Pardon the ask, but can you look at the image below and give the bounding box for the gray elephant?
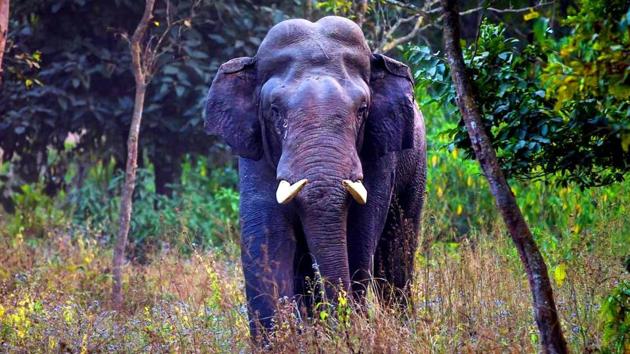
[204,16,426,336]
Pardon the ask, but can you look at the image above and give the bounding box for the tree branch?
[373,0,553,53]
[355,0,368,28]
[0,0,10,84]
[377,15,427,53]
[459,1,554,16]
[130,0,155,85]
[382,0,553,17]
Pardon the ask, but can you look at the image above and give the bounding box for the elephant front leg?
[347,165,394,305]
[240,205,297,339]
[347,205,389,304]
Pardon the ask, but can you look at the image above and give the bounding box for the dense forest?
[0,0,628,352]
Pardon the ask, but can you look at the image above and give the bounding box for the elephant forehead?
[257,17,371,79]
[257,17,370,58]
[316,16,371,50]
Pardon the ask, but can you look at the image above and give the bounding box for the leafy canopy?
[406,1,629,187]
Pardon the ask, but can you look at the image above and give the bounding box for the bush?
[5,183,68,241]
[1,156,240,257]
[75,157,239,256]
[600,280,630,353]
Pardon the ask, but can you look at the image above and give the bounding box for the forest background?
[0,0,628,352]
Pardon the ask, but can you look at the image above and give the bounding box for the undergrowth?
[0,199,628,352]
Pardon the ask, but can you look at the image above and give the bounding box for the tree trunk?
[304,0,312,21]
[439,1,568,353]
[112,0,155,310]
[355,0,368,28]
[0,0,9,84]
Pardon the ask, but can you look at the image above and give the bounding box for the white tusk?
[276,179,308,204]
[342,180,367,205]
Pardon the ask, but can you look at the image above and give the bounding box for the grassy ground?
[1,205,627,353]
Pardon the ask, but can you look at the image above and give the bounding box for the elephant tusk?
[342,180,367,205]
[276,179,308,204]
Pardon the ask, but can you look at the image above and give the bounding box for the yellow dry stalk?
[80,332,89,354]
[198,254,223,310]
[62,303,74,325]
[48,336,58,351]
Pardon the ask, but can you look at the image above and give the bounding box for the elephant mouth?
[275,178,367,205]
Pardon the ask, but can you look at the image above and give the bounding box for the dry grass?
[1,216,626,353]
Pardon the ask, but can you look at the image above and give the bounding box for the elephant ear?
[363,53,417,157]
[204,56,262,160]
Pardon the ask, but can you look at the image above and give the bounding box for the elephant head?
[204,16,417,291]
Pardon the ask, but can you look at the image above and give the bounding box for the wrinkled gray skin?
[204,16,426,337]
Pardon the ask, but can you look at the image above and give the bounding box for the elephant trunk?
[298,178,351,296]
[276,123,361,297]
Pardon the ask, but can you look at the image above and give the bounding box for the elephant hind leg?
[373,195,422,308]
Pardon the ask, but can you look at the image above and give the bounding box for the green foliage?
[5,184,68,241]
[410,46,630,242]
[316,0,354,16]
[542,0,629,106]
[406,14,630,187]
[1,99,629,353]
[538,0,630,186]
[424,117,630,241]
[600,280,630,353]
[74,158,239,256]
[2,157,240,257]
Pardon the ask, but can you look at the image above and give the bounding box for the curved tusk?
[276,179,308,204]
[342,180,367,205]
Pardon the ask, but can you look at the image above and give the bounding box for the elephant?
[204,16,426,336]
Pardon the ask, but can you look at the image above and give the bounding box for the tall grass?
[0,209,626,352]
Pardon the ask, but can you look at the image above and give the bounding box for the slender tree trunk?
[112,0,155,310]
[304,0,313,21]
[355,0,368,28]
[439,1,568,353]
[0,0,10,84]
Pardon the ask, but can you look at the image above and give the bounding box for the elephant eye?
[358,103,368,118]
[270,105,288,139]
[270,105,280,118]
